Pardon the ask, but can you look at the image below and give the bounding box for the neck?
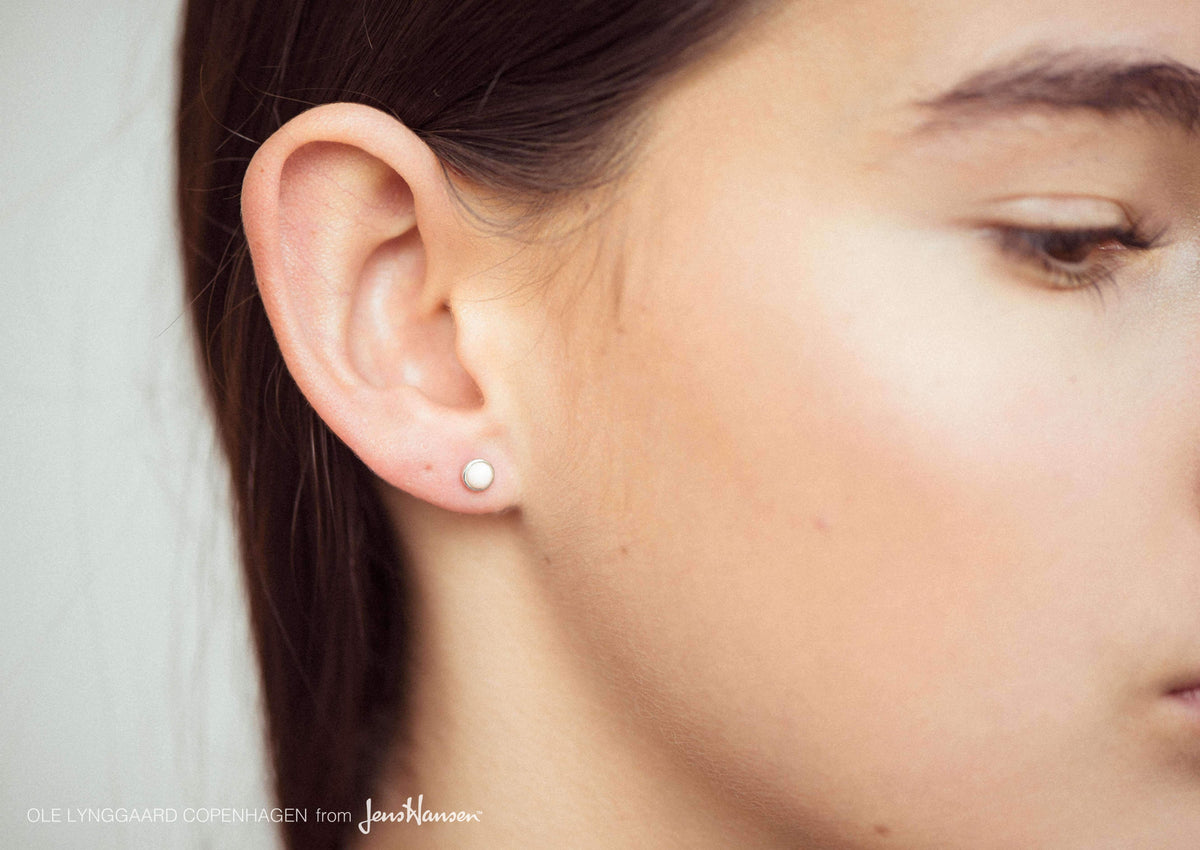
[350,489,783,850]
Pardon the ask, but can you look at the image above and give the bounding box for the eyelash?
[990,223,1163,293]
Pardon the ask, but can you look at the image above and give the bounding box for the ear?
[241,103,520,514]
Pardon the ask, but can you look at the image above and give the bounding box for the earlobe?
[240,103,520,514]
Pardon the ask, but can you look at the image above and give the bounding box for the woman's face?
[504,0,1200,844]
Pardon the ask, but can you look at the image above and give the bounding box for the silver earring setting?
[461,458,495,492]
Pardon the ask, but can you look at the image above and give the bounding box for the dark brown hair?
[176,1,761,847]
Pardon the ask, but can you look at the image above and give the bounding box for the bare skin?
[241,0,1200,846]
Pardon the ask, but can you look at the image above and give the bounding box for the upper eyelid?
[977,195,1137,226]
[969,204,1171,242]
[968,214,1135,235]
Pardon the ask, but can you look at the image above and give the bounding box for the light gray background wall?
[2,1,278,846]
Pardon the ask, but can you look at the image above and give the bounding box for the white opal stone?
[462,459,495,492]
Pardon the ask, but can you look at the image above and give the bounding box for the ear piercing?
[461,458,495,492]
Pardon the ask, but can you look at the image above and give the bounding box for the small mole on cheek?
[619,545,629,556]
[873,823,892,837]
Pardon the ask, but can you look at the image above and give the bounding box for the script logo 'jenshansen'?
[358,796,482,834]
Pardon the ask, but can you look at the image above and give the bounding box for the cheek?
[519,206,1190,843]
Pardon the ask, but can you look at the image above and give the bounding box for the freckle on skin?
[873,823,891,837]
[619,545,629,556]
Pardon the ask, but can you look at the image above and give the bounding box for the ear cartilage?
[461,459,495,492]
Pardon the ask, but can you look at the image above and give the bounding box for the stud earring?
[461,458,495,492]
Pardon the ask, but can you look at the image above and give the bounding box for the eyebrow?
[916,49,1200,135]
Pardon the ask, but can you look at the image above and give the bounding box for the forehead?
[754,0,1200,103]
[632,0,1200,184]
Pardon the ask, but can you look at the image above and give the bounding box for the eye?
[990,224,1162,292]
